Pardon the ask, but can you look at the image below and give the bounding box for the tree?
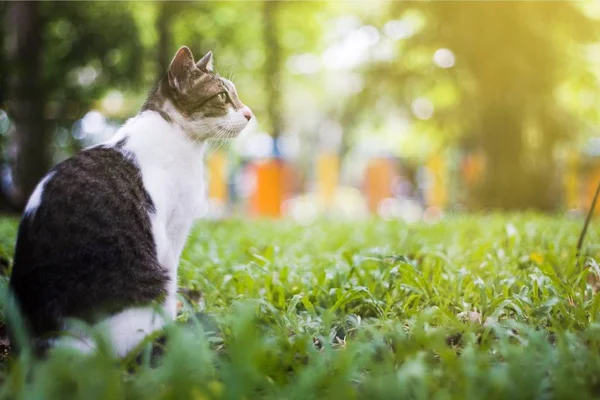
[424,2,596,210]
[263,1,283,145]
[358,1,598,210]
[0,2,8,212]
[155,1,189,81]
[2,2,143,210]
[5,1,48,209]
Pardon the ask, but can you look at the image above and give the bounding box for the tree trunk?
[156,1,178,81]
[262,1,283,142]
[0,2,6,108]
[477,104,552,210]
[0,3,6,211]
[5,1,50,210]
[0,2,14,213]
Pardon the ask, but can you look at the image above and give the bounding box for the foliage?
[0,215,600,398]
[0,1,144,125]
[4,1,600,210]
[355,2,599,209]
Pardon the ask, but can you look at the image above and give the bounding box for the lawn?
[0,214,600,399]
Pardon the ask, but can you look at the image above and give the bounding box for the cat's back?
[9,140,167,338]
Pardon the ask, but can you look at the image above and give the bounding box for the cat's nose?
[241,106,253,121]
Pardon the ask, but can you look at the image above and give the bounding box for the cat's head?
[148,46,252,141]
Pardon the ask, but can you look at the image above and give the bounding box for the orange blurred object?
[251,159,283,218]
[584,162,600,216]
[365,157,395,214]
[462,150,484,186]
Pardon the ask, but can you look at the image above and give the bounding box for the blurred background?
[2,1,600,222]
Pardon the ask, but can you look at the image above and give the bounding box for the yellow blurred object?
[208,150,228,204]
[426,153,448,209]
[529,252,544,265]
[252,159,283,217]
[317,152,339,206]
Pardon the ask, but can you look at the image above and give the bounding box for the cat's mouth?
[203,124,246,141]
[220,127,245,139]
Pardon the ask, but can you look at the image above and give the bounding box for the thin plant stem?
[577,180,600,261]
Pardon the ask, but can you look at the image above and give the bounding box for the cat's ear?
[168,46,196,91]
[196,51,214,73]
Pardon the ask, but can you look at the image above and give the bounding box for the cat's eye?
[217,92,228,102]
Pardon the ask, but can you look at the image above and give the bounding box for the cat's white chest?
[173,162,208,219]
[115,112,208,316]
[164,165,207,254]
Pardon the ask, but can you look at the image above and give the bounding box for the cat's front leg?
[163,276,179,320]
[150,219,179,320]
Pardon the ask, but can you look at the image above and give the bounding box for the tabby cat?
[7,47,252,356]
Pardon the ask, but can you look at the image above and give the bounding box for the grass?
[0,213,600,399]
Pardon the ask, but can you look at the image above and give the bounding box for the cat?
[7,46,252,357]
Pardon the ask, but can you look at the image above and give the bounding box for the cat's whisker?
[207,126,234,155]
[210,129,232,154]
[215,126,238,153]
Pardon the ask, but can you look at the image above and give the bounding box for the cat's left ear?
[168,46,196,92]
[196,51,214,73]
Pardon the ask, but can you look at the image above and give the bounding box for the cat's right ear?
[168,46,196,92]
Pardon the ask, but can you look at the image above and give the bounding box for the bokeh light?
[433,48,455,68]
